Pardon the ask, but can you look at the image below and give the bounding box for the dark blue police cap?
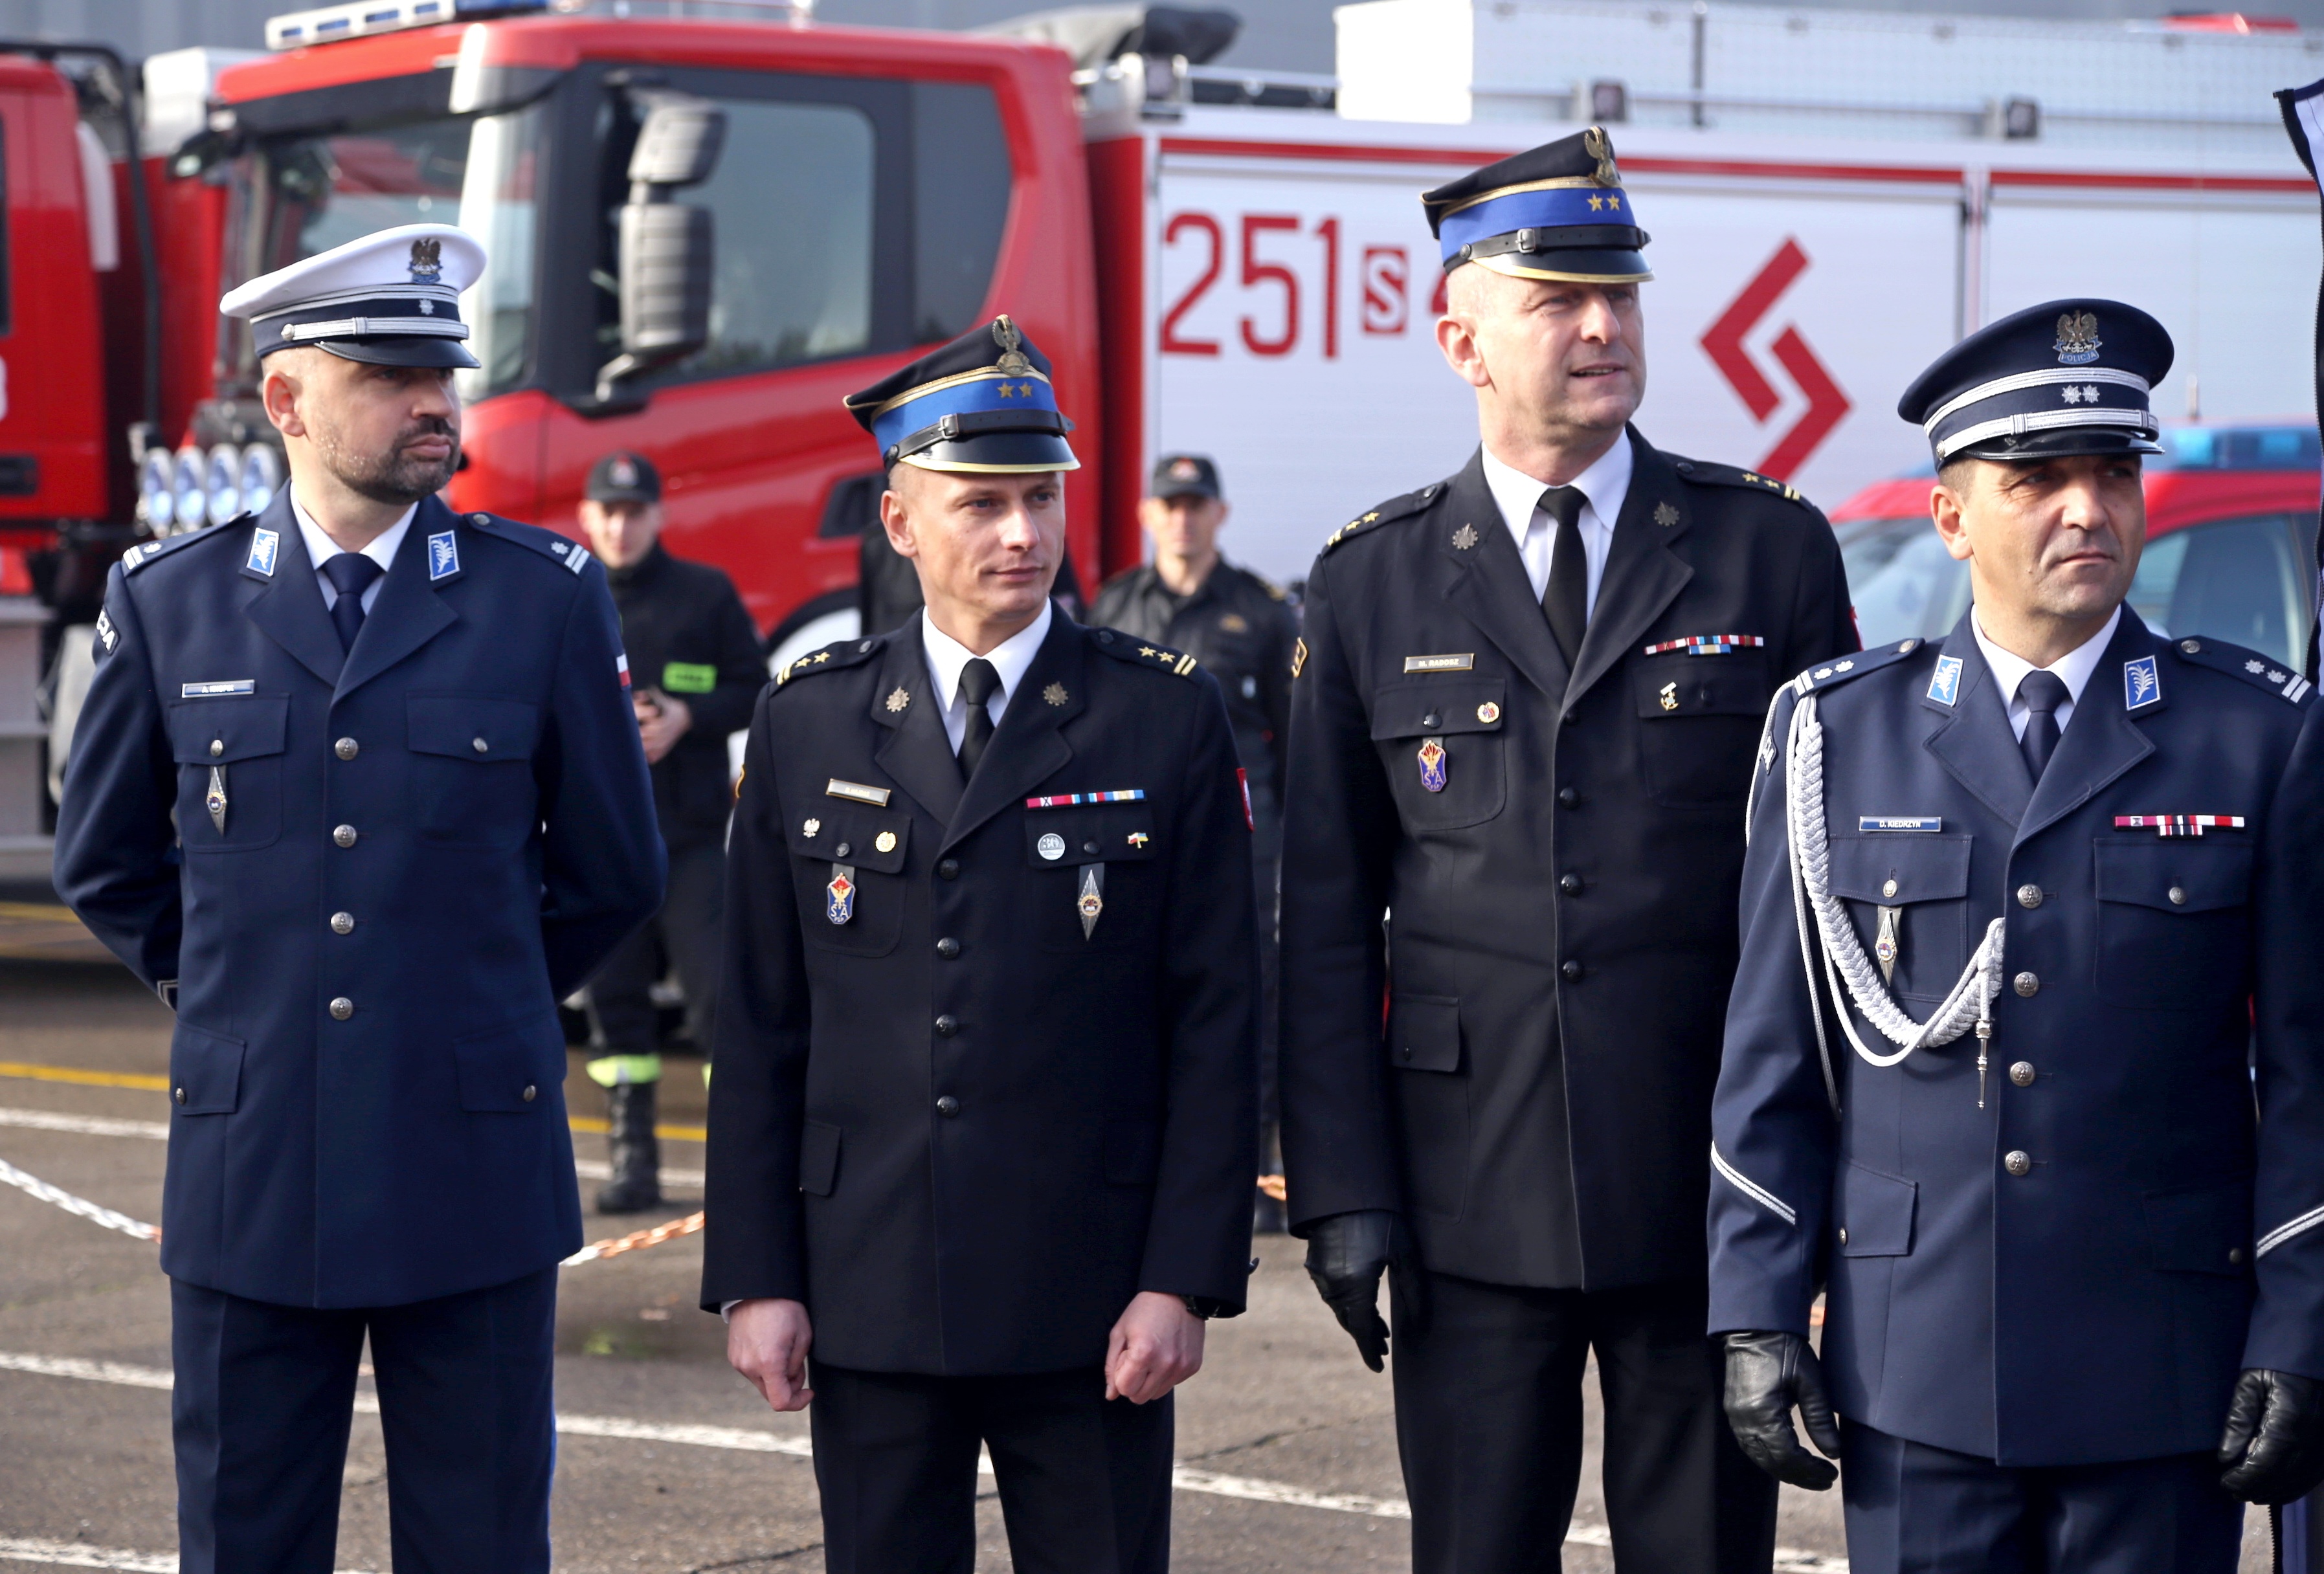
[1899,298,2173,465]
[219,223,484,370]
[845,316,1079,474]
[1422,127,1651,283]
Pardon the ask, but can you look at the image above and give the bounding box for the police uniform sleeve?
[687,573,766,740]
[1139,667,1263,1311]
[700,687,814,1309]
[535,559,665,997]
[1276,548,1403,1227]
[2242,694,2324,1379]
[52,566,183,992]
[1705,684,1836,1338]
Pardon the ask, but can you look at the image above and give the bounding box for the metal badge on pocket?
[1875,905,1901,981]
[826,863,856,925]
[1416,737,1447,792]
[1077,863,1105,938]
[206,766,229,834]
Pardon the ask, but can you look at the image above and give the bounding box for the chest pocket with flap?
[789,802,911,957]
[407,694,541,845]
[1629,648,1771,808]
[1370,677,1506,831]
[2094,838,2253,1009]
[1022,801,1161,953]
[1824,834,1971,1006]
[165,693,288,851]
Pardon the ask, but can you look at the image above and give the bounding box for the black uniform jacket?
[605,542,765,848]
[1091,559,1297,825]
[701,613,1260,1373]
[1280,432,1855,1291]
[54,491,664,1308]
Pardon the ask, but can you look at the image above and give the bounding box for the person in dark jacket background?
[580,449,766,1211]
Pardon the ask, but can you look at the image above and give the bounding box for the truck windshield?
[228,101,542,398]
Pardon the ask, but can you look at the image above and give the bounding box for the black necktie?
[957,658,1001,781]
[2018,670,2070,784]
[322,552,385,652]
[1539,486,1589,665]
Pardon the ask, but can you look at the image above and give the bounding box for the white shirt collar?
[921,600,1055,747]
[1479,431,1635,550]
[1972,603,2121,739]
[289,489,416,601]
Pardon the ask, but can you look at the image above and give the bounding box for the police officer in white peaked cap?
[56,222,663,1573]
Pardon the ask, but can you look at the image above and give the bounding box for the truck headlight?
[204,444,242,527]
[236,445,282,518]
[139,448,176,529]
[171,446,206,536]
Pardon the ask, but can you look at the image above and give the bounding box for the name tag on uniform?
[1403,653,1475,673]
[826,779,892,808]
[1860,816,1941,832]
[182,680,256,698]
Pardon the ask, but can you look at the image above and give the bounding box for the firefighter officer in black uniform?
[702,315,1259,1574]
[1277,129,1857,1573]
[577,448,765,1212]
[1093,453,1298,1232]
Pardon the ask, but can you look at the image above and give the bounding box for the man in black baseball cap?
[577,449,765,1211]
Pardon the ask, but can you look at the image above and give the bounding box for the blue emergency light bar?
[265,0,548,50]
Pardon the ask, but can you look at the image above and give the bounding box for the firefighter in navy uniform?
[52,225,663,1574]
[1093,452,1298,1232]
[1277,128,1857,1573]
[703,316,1258,1574]
[577,448,764,1212]
[1709,300,2324,1572]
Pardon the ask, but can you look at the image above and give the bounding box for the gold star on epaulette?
[813,650,831,663]
[1139,645,1157,658]
[1740,471,1765,486]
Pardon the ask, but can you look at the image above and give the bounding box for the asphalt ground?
[0,942,2275,1573]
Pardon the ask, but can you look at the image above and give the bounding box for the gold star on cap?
[885,687,911,713]
[1451,524,1480,550]
[1044,682,1068,706]
[1653,502,1680,527]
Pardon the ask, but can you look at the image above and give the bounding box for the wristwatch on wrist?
[1182,1295,1219,1320]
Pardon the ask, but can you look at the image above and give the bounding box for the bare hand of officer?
[1723,1329,1844,1490]
[1104,1291,1205,1404]
[635,691,692,764]
[2219,1368,2324,1503]
[728,1297,814,1412]
[1304,1210,1427,1372]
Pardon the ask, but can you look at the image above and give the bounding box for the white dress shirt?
[1971,604,2120,743]
[1479,432,1635,614]
[290,490,414,618]
[921,600,1054,753]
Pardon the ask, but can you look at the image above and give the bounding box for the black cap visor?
[893,429,1080,474]
[287,335,481,371]
[1948,427,2164,464]
[1151,478,1220,500]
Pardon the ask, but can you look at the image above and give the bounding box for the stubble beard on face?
[314,414,460,505]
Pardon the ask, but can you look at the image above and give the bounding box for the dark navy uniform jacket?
[1280,432,1855,1289]
[1708,609,2324,1465]
[700,614,1259,1373]
[55,490,664,1309]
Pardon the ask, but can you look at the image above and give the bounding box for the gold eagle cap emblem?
[884,686,911,713]
[408,236,443,282]
[1582,126,1621,187]
[992,314,1032,377]
[2054,309,2101,366]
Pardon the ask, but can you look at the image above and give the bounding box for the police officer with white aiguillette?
[702,315,1258,1573]
[1278,127,1856,1572]
[54,225,664,1572]
[1708,300,2324,1571]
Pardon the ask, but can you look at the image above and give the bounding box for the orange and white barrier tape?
[563,1210,706,1265]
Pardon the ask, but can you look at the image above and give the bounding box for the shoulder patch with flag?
[616,654,631,690]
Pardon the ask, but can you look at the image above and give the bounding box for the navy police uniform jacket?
[1707,610,2324,1465]
[1279,433,1855,1289]
[700,614,1260,1373]
[54,491,665,1309]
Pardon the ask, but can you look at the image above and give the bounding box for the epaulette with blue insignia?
[121,521,245,575]
[1671,456,1811,507]
[1791,637,1929,695]
[1321,480,1447,553]
[1091,626,1200,678]
[774,639,880,687]
[2167,634,2314,705]
[462,511,594,575]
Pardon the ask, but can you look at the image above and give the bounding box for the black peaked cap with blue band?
[219,222,486,371]
[846,315,1079,474]
[1422,126,1651,283]
[1899,298,2173,465]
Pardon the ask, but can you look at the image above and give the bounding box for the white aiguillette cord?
[1748,678,2006,1113]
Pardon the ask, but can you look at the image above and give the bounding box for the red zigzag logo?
[1699,238,1851,483]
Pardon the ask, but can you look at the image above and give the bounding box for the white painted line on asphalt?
[0,1158,159,1243]
[0,1350,1848,1567]
[0,1535,374,1573]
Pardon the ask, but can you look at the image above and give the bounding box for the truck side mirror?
[596,94,727,401]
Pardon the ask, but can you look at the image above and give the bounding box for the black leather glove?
[1723,1329,1844,1491]
[2219,1368,2324,1503]
[1304,1210,1425,1371]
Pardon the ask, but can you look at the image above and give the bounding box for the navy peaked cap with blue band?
[220,223,486,370]
[1899,298,2173,465]
[1422,127,1651,283]
[845,315,1080,474]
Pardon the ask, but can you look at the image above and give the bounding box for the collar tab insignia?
[427,530,460,581]
[1927,654,1963,705]
[246,527,280,577]
[2123,654,2162,710]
